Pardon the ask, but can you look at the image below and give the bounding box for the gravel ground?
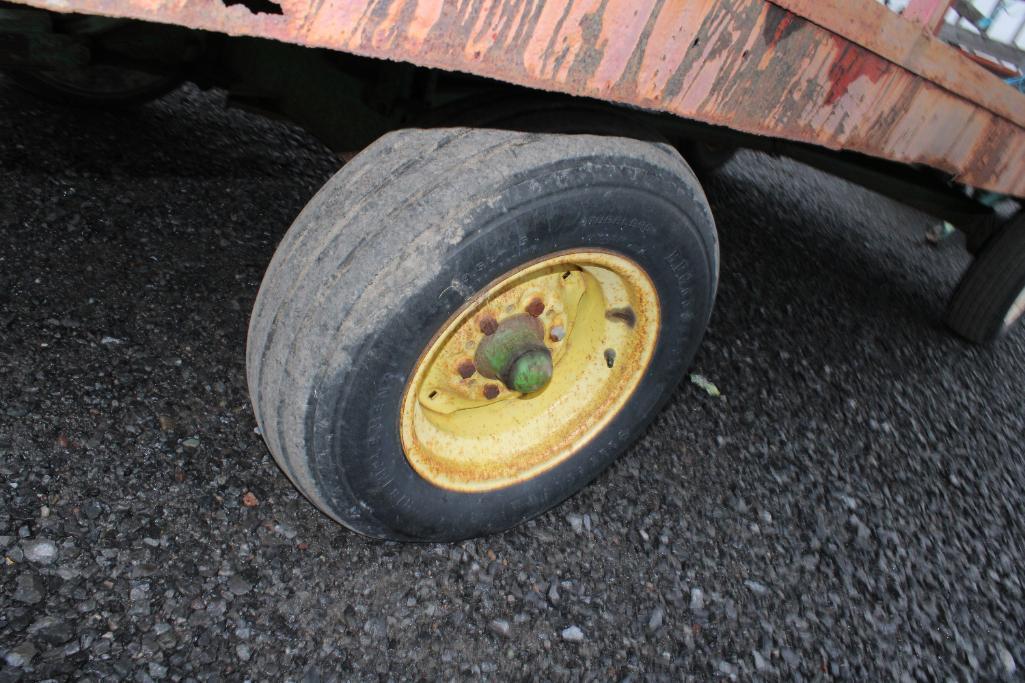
[1,80,1024,682]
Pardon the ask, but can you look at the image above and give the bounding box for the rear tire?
[247,127,718,541]
[945,213,1025,344]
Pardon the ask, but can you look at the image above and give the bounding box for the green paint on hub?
[508,349,553,393]
[474,314,554,393]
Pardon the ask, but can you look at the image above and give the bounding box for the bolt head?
[550,325,566,342]
[479,315,498,335]
[457,360,476,379]
[525,298,545,317]
[483,384,500,400]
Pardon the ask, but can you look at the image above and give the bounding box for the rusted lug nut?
[482,384,500,400]
[479,315,499,335]
[457,359,476,379]
[525,298,545,317]
[550,325,566,342]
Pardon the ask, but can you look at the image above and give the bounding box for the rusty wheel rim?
[399,249,661,493]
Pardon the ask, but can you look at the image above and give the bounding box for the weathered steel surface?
[13,0,1025,198]
[776,0,1025,129]
[903,0,953,32]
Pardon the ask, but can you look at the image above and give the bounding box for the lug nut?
[550,325,565,342]
[479,315,498,335]
[483,384,500,400]
[457,359,476,379]
[525,298,545,317]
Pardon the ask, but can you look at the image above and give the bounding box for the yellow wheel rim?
[400,249,661,492]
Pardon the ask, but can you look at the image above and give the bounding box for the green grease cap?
[506,349,553,393]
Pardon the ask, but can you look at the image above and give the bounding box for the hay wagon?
[3,0,1023,540]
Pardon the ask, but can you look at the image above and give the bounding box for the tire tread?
[945,214,1025,345]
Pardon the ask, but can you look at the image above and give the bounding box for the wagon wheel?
[247,127,718,541]
[945,212,1025,345]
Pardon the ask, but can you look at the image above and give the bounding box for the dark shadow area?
[0,78,335,182]
[223,0,284,15]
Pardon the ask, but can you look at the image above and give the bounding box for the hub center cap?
[474,314,553,393]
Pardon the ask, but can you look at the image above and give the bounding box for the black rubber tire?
[424,93,735,179]
[247,127,718,541]
[681,140,737,177]
[945,213,1025,345]
[6,67,182,108]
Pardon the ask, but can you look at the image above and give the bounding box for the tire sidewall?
[308,160,716,541]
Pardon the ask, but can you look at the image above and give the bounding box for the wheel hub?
[474,314,553,393]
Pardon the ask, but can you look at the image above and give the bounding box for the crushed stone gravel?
[1,80,1024,681]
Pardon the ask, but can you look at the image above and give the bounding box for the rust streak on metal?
[824,40,891,107]
[12,0,1025,198]
[902,0,954,33]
